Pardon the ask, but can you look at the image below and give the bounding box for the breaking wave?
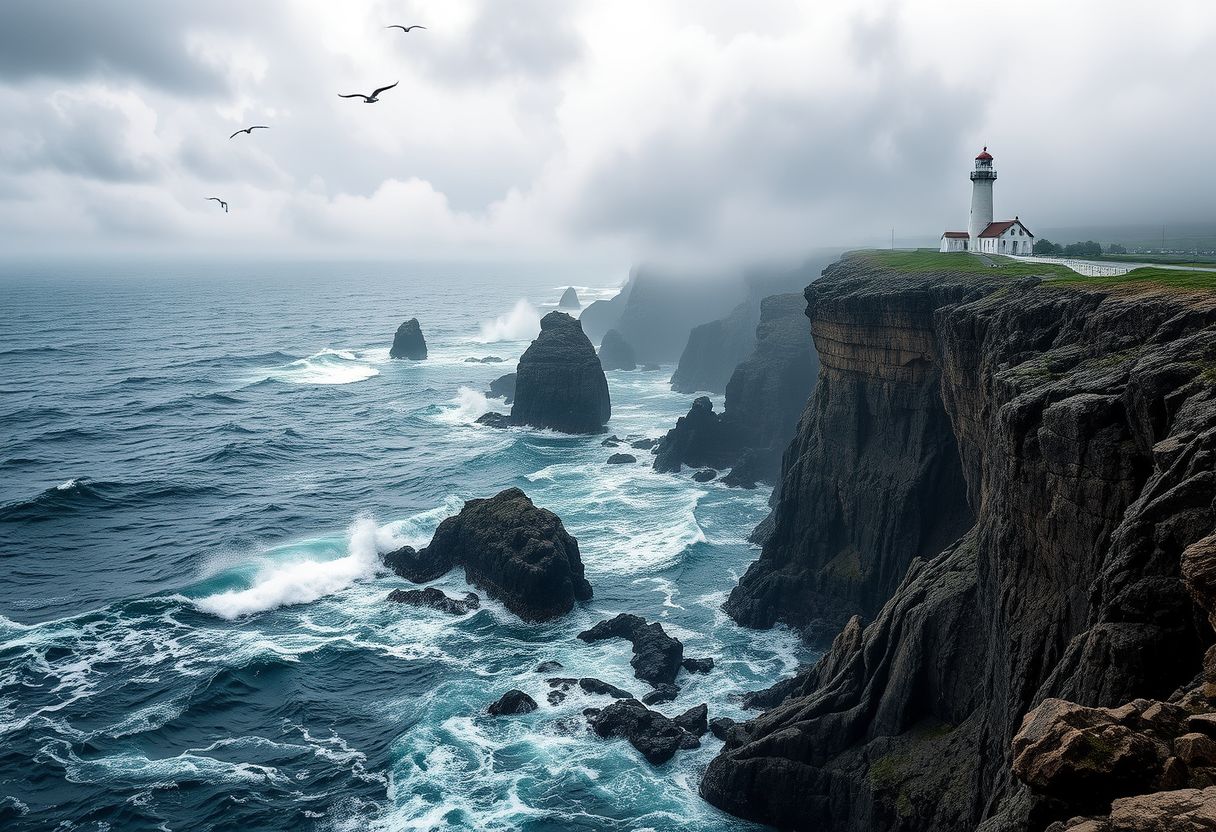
[253,349,379,386]
[477,299,540,342]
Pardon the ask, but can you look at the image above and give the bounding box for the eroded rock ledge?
[702,253,1216,831]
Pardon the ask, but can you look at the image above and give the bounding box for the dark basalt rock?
[601,435,622,447]
[692,469,717,483]
[487,689,537,716]
[559,286,581,309]
[630,438,658,450]
[674,704,709,737]
[598,329,637,371]
[579,677,634,699]
[701,253,1216,832]
[578,613,684,687]
[509,312,610,434]
[386,586,480,615]
[475,411,511,429]
[548,690,567,705]
[390,318,428,360]
[534,660,563,673]
[709,716,737,741]
[465,356,504,363]
[682,657,714,674]
[642,684,680,705]
[670,301,756,394]
[487,372,516,404]
[589,698,701,765]
[653,397,740,474]
[606,453,636,465]
[381,487,592,622]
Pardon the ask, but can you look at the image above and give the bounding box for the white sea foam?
[257,348,380,386]
[42,740,289,787]
[433,387,491,425]
[477,299,540,342]
[55,479,80,491]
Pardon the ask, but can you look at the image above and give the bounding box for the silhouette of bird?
[337,82,399,103]
[229,125,269,139]
[387,24,426,32]
[206,197,228,213]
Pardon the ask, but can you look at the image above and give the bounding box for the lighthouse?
[940,147,1034,255]
[968,147,996,243]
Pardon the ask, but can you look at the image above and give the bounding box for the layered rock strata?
[510,312,610,434]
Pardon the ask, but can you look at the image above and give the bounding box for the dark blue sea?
[0,262,807,831]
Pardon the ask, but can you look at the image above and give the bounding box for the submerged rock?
[487,689,537,716]
[487,372,517,404]
[559,286,581,309]
[606,453,636,465]
[578,613,684,687]
[381,488,592,622]
[589,698,701,765]
[534,660,563,673]
[598,329,637,371]
[386,586,480,615]
[390,318,428,360]
[476,412,511,429]
[465,356,504,363]
[510,312,611,434]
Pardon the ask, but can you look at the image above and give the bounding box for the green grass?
[1045,266,1216,291]
[855,249,1075,279]
[1076,253,1216,266]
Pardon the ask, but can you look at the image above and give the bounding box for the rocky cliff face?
[670,301,756,394]
[510,312,610,434]
[702,253,1216,831]
[390,318,427,360]
[598,329,637,371]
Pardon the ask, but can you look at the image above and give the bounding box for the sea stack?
[559,287,581,309]
[598,329,637,371]
[510,312,610,434]
[381,487,593,622]
[390,318,427,360]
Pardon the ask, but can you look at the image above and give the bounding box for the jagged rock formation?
[590,698,702,764]
[510,312,610,434]
[559,286,581,308]
[654,293,819,486]
[578,613,684,687]
[701,253,1216,831]
[386,586,480,615]
[390,318,427,359]
[487,689,537,716]
[598,329,637,371]
[670,301,756,393]
[382,487,592,622]
[487,372,516,404]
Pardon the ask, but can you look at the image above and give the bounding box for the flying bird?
[229,125,269,139]
[386,24,426,32]
[206,197,228,213]
[337,82,399,103]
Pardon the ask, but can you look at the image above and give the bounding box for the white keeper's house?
[940,147,1034,255]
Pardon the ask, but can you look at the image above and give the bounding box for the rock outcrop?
[670,301,756,394]
[701,252,1216,832]
[559,286,581,308]
[390,318,427,360]
[653,293,819,486]
[590,698,702,764]
[487,689,537,716]
[487,372,516,404]
[578,613,684,687]
[387,586,480,615]
[509,312,610,434]
[382,487,592,622]
[606,453,636,465]
[598,329,637,371]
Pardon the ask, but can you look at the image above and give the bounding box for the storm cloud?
[0,0,1212,262]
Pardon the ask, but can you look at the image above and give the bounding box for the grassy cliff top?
[851,249,1216,292]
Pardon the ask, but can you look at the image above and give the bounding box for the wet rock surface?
[578,613,684,687]
[487,689,537,716]
[382,487,592,622]
[475,411,510,428]
[605,453,636,465]
[389,318,428,360]
[510,311,610,434]
[386,586,480,615]
[487,372,516,404]
[589,698,701,765]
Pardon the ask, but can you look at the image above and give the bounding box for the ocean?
[0,262,808,831]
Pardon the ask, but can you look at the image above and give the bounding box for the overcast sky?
[0,0,1212,264]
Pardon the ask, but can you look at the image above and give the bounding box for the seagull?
[206,197,228,213]
[337,82,399,103]
[386,24,426,32]
[229,125,269,139]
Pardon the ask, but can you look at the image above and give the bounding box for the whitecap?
[253,348,379,386]
[476,299,540,342]
[433,387,492,426]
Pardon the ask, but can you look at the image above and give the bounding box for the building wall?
[968,178,995,241]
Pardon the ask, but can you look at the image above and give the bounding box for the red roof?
[976,146,993,161]
[979,219,1033,238]
[942,231,969,238]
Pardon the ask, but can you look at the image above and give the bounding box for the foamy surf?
[254,348,380,385]
[477,299,540,342]
[433,387,493,425]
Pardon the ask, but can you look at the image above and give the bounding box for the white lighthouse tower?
[968,147,996,244]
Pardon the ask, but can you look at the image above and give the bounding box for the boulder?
[675,704,709,737]
[601,435,622,447]
[465,356,504,363]
[487,372,517,404]
[709,716,738,741]
[606,453,636,465]
[559,286,581,309]
[598,329,637,371]
[390,318,428,360]
[534,660,563,673]
[381,488,592,622]
[579,677,635,699]
[630,438,658,450]
[682,657,715,674]
[1107,786,1216,831]
[642,684,680,705]
[692,469,717,483]
[475,411,511,428]
[589,698,701,765]
[487,690,537,716]
[578,613,684,687]
[510,312,611,434]
[386,586,480,615]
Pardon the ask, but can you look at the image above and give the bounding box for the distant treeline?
[1033,239,1126,257]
